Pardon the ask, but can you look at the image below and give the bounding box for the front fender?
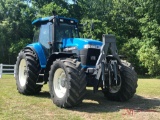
[44,52,75,82]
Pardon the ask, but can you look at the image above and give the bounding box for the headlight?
[84,44,101,49]
[63,46,77,51]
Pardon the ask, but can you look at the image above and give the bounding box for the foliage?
[39,3,69,17]
[0,0,160,75]
[9,38,31,62]
[135,0,160,75]
[121,38,148,75]
[0,0,35,64]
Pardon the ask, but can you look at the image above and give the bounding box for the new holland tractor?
[15,14,138,108]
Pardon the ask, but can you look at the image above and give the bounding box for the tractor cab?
[32,16,79,55]
[31,15,103,68]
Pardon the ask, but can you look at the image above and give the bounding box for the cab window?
[39,22,52,49]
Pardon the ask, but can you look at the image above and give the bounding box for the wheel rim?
[109,74,122,93]
[53,68,67,98]
[19,59,27,87]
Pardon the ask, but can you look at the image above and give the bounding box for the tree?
[1,0,160,76]
[0,0,35,63]
[39,2,69,17]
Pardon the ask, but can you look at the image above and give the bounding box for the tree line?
[0,0,160,76]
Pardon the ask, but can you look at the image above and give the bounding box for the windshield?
[55,24,79,42]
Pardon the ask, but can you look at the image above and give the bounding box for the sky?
[67,0,74,4]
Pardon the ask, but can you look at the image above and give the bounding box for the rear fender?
[26,43,47,68]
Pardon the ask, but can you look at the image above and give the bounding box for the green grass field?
[0,75,160,120]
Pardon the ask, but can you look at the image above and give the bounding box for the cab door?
[38,22,53,57]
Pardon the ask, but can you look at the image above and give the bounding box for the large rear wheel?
[15,48,42,95]
[48,58,87,108]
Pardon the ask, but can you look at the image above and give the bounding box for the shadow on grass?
[35,90,160,113]
[70,90,160,113]
[34,91,50,98]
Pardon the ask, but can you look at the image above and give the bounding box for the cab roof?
[32,17,51,25]
[32,16,78,26]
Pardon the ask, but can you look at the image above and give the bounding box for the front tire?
[103,60,138,101]
[49,58,87,108]
[15,48,42,95]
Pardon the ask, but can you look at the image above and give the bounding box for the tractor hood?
[62,38,102,50]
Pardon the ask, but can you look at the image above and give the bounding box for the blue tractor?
[15,14,138,108]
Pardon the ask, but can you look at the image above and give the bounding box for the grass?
[0,75,160,120]
[136,79,160,97]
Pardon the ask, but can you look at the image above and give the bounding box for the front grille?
[80,48,100,66]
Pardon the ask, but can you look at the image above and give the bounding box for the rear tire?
[15,48,42,95]
[48,58,87,108]
[103,60,138,101]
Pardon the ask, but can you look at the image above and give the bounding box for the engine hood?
[62,38,102,50]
